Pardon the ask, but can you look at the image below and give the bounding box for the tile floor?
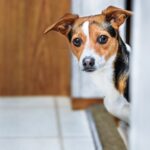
[0,97,96,150]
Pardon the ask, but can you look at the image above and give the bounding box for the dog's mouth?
[82,68,96,72]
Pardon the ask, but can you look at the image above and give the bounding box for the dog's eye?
[97,35,108,44]
[72,38,82,47]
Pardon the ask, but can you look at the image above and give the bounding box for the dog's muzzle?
[82,56,96,72]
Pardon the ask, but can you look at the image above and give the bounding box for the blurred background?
[0,0,150,150]
[0,0,131,98]
[0,0,71,96]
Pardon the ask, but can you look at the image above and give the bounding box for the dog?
[44,6,132,146]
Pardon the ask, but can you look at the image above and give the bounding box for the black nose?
[82,57,95,68]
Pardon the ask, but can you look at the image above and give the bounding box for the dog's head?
[45,6,132,72]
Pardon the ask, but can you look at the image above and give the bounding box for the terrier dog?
[44,6,132,145]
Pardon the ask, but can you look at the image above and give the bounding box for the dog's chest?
[89,67,117,98]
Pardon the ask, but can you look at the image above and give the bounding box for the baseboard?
[71,98,103,110]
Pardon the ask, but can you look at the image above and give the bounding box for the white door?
[130,1,150,149]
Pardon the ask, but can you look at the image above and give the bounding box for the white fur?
[125,43,131,52]
[80,21,130,123]
[79,21,106,70]
[82,21,90,38]
[88,55,130,123]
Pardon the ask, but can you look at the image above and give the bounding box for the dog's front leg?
[104,91,130,124]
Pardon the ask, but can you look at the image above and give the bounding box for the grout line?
[54,97,65,150]
[0,106,56,109]
[0,136,59,140]
[0,136,96,140]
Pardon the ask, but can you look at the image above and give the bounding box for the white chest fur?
[88,54,118,98]
[88,63,130,123]
[89,66,115,97]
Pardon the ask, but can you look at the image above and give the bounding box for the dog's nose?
[82,57,95,68]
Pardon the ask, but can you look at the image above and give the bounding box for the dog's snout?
[82,57,95,72]
[83,57,95,67]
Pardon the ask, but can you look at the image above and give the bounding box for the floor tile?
[56,97,71,108]
[0,97,98,150]
[0,138,61,150]
[59,107,92,137]
[0,108,58,137]
[63,138,95,150]
[0,97,55,108]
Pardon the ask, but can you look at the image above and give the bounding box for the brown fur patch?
[89,23,118,61]
[102,6,132,29]
[69,15,104,60]
[118,74,128,94]
[70,22,87,60]
[69,15,119,61]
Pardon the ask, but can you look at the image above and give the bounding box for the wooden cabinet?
[0,0,71,95]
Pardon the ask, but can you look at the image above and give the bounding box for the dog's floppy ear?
[44,13,79,35]
[102,6,132,29]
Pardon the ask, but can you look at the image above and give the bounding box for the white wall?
[130,1,150,150]
[71,0,126,98]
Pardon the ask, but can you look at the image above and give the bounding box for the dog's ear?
[102,6,132,29]
[44,13,79,35]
